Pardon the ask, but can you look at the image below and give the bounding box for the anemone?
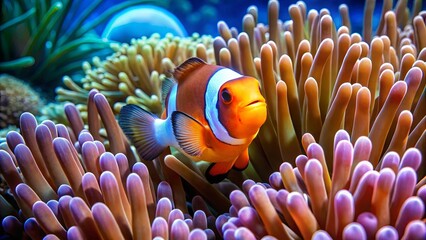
[211,0,426,181]
[0,0,425,239]
[0,0,160,95]
[56,33,214,117]
[213,132,426,239]
[0,96,424,239]
[0,91,216,238]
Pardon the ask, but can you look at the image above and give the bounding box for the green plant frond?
[0,56,35,71]
[57,0,103,46]
[31,38,110,82]
[53,45,112,65]
[50,0,72,50]
[19,0,38,36]
[35,0,47,25]
[0,7,35,32]
[45,60,90,81]
[23,2,63,57]
[0,1,18,23]
[16,0,29,12]
[0,35,10,60]
[49,38,110,64]
[46,0,53,9]
[2,1,24,28]
[75,0,161,38]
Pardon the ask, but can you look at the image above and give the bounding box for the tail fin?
[119,104,165,160]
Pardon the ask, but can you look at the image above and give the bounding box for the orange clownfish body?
[119,57,267,182]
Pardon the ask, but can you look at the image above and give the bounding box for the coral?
[102,5,188,42]
[0,74,44,129]
[56,33,215,117]
[0,0,159,94]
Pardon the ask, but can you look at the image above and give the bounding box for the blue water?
[85,0,418,40]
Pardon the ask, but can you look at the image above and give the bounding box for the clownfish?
[119,57,267,182]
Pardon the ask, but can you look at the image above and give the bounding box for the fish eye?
[221,88,232,104]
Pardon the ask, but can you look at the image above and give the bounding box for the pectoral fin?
[171,111,207,157]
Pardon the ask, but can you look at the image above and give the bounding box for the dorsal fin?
[173,57,206,83]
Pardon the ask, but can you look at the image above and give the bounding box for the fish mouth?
[242,99,266,110]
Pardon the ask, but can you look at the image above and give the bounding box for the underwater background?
[88,0,380,42]
[1,0,426,239]
[91,0,367,37]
